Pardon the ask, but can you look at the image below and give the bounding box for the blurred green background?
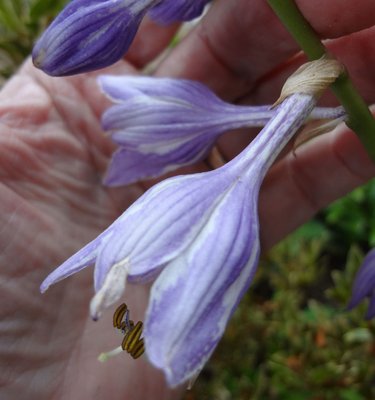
[1,1,374,398]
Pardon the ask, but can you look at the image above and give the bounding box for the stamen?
[130,338,145,359]
[113,303,127,328]
[122,321,143,352]
[110,303,145,359]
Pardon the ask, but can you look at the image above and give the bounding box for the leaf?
[29,0,67,20]
[339,388,366,400]
[344,328,372,344]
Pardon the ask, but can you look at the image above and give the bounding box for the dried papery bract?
[274,57,344,106]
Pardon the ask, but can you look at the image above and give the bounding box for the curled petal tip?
[39,282,49,294]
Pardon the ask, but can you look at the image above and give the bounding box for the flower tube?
[99,76,274,186]
[347,249,375,319]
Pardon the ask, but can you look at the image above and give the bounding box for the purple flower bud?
[149,0,211,24]
[41,92,316,386]
[32,0,156,76]
[347,249,375,319]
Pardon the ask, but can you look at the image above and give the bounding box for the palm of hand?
[0,60,177,399]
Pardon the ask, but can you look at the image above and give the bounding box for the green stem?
[268,0,375,162]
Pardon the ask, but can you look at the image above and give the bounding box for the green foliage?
[323,180,375,248]
[187,221,375,399]
[0,0,68,80]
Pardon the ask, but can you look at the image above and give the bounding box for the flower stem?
[267,0,375,162]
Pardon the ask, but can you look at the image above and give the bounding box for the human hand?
[1,1,375,399]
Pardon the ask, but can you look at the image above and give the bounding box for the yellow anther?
[130,338,145,359]
[113,303,127,328]
[122,321,143,352]
[112,304,145,360]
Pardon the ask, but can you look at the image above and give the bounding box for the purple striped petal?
[103,138,214,186]
[145,179,259,386]
[149,0,211,23]
[40,229,113,292]
[94,169,233,290]
[99,76,273,185]
[91,90,312,314]
[98,76,239,110]
[89,169,238,317]
[142,93,317,385]
[102,100,233,147]
[348,248,375,318]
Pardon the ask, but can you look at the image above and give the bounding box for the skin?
[1,0,375,398]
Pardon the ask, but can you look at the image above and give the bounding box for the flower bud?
[32,0,155,76]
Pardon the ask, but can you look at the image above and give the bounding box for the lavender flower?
[347,249,375,319]
[41,91,316,386]
[99,75,345,186]
[99,75,274,186]
[32,0,156,76]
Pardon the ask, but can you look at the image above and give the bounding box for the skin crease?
[1,0,375,399]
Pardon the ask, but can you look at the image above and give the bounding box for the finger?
[259,115,375,251]
[218,24,375,162]
[126,16,180,68]
[249,25,375,106]
[156,0,375,99]
[296,0,375,38]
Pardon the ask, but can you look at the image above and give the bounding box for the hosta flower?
[99,75,344,186]
[347,249,375,319]
[41,59,341,386]
[32,0,211,76]
[99,75,274,186]
[41,91,317,385]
